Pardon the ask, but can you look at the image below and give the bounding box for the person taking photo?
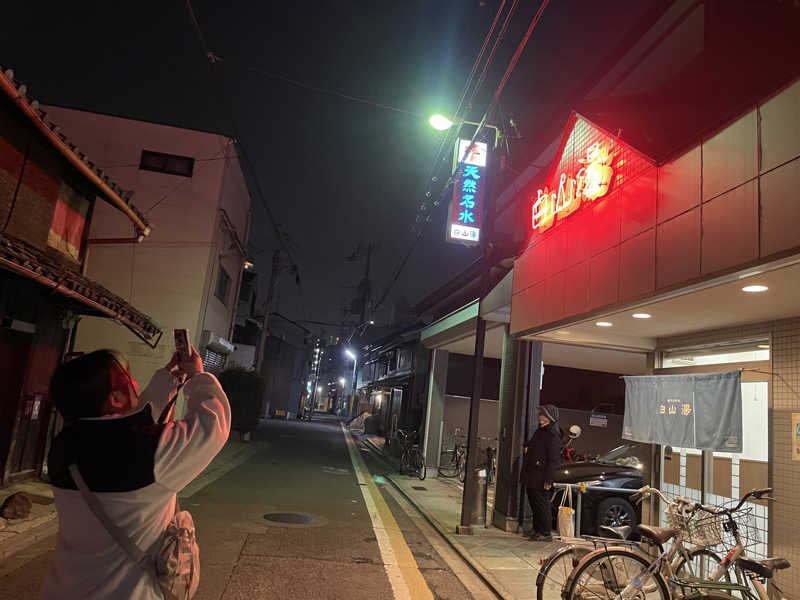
[41,344,230,599]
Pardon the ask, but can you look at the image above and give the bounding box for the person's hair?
[49,350,132,422]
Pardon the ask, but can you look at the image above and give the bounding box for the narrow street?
[0,417,495,600]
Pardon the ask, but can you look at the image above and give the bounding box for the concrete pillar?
[492,331,543,532]
[422,349,449,477]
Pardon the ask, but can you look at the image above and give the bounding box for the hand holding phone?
[168,329,203,380]
[174,329,191,362]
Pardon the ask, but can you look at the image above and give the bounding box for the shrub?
[218,367,265,434]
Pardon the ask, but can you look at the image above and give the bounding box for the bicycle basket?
[666,503,723,548]
[718,506,761,550]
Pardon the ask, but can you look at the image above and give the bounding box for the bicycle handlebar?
[692,487,773,515]
[631,485,693,507]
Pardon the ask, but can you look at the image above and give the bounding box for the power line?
[374,1,514,310]
[97,155,230,169]
[143,141,231,214]
[375,0,551,308]
[245,66,422,117]
[184,1,307,320]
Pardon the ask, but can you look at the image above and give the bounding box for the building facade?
[0,67,160,485]
[509,79,800,588]
[40,106,252,395]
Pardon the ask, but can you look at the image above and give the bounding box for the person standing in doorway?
[522,404,561,541]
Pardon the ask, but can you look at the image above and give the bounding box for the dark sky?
[0,1,658,336]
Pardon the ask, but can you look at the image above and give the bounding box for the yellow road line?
[342,424,434,600]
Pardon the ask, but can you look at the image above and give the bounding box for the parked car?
[551,442,648,534]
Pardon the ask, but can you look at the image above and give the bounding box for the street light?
[339,377,346,387]
[344,349,358,418]
[428,114,501,149]
[429,114,453,131]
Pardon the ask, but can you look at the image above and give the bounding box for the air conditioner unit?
[200,330,235,355]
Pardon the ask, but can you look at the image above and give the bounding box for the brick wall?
[658,317,800,596]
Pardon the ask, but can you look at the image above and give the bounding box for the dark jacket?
[522,422,561,489]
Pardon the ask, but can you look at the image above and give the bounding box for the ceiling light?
[632,313,651,319]
[596,321,613,327]
[757,344,770,349]
[742,285,768,293]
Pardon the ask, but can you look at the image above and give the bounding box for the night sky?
[0,1,657,336]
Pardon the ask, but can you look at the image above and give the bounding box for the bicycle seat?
[637,525,679,545]
[736,558,791,580]
[598,525,631,540]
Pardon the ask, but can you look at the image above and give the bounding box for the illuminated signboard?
[532,140,614,231]
[446,139,488,245]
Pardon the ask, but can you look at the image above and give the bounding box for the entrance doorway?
[657,344,770,558]
[0,329,34,482]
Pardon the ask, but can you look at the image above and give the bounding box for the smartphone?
[174,328,191,362]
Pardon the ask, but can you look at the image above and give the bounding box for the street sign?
[446,139,488,246]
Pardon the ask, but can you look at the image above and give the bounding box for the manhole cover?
[263,512,314,524]
[412,486,427,491]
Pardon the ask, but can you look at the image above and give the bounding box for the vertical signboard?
[446,139,488,246]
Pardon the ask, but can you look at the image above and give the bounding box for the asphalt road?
[0,415,495,599]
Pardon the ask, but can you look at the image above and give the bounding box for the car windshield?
[598,444,643,468]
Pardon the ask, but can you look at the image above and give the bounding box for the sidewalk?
[360,433,559,600]
[0,437,263,563]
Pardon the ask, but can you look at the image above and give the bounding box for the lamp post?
[345,349,358,418]
[430,112,502,533]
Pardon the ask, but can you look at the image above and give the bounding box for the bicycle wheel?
[565,548,670,600]
[437,450,458,477]
[457,453,466,483]
[414,450,427,481]
[537,546,592,600]
[674,549,730,582]
[400,448,410,475]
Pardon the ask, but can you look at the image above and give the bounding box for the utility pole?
[359,243,373,324]
[255,249,281,373]
[459,131,500,535]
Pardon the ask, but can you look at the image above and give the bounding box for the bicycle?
[562,488,779,600]
[396,429,426,480]
[438,428,467,481]
[536,486,725,600]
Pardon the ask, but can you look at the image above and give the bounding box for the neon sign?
[447,140,488,245]
[532,141,613,231]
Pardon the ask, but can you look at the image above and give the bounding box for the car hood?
[554,461,642,484]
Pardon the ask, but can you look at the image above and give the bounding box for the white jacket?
[41,370,231,600]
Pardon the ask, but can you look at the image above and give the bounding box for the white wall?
[44,106,251,387]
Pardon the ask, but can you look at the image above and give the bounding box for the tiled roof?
[0,232,162,345]
[0,66,151,235]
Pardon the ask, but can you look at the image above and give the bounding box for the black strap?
[157,382,185,425]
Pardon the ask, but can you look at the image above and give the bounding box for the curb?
[358,434,515,600]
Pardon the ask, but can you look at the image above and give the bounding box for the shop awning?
[0,233,162,346]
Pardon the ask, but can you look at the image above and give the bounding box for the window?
[139,150,195,177]
[215,266,231,305]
